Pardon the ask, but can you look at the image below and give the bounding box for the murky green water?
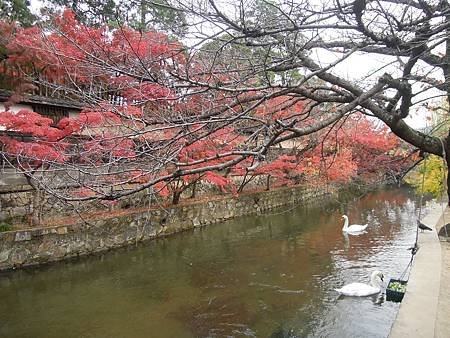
[0,186,432,337]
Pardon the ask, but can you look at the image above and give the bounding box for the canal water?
[0,186,435,337]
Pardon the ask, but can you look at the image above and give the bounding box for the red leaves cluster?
[0,110,59,139]
[255,96,309,121]
[3,9,184,88]
[172,127,242,194]
[122,83,173,107]
[255,155,301,186]
[0,107,138,168]
[294,114,410,185]
[0,137,68,164]
[84,136,135,159]
[235,113,412,189]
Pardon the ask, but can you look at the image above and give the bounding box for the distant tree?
[128,0,187,36]
[44,0,187,35]
[405,99,449,197]
[45,0,118,27]
[406,155,446,198]
[0,0,35,26]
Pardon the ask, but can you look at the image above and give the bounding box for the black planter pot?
[386,278,407,302]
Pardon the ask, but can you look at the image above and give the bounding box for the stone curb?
[389,202,445,338]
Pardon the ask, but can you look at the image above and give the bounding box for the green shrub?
[0,222,12,232]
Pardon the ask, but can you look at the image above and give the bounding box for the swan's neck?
[370,275,382,288]
[342,216,349,230]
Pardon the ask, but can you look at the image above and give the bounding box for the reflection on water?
[0,186,434,338]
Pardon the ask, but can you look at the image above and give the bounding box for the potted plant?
[386,279,407,302]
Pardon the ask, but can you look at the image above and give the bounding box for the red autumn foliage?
[0,9,183,177]
[254,155,301,186]
[3,9,184,91]
[0,110,65,140]
[234,113,413,189]
[0,137,68,165]
[255,96,309,121]
[0,10,415,211]
[148,127,242,202]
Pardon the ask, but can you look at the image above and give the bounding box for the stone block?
[0,212,8,221]
[15,231,31,242]
[0,249,11,263]
[15,206,29,216]
[56,226,68,235]
[10,247,30,266]
[193,217,200,227]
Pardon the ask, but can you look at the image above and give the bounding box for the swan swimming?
[335,270,384,296]
[342,215,368,233]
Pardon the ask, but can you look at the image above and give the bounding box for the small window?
[32,104,70,124]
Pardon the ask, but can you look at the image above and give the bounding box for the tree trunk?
[172,189,182,204]
[190,180,197,199]
[139,0,147,32]
[443,4,450,205]
[31,188,42,226]
[237,171,250,193]
[445,135,450,206]
[24,174,43,227]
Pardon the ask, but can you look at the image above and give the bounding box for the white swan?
[342,215,368,233]
[335,270,384,296]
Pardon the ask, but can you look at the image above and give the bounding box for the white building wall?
[0,102,33,113]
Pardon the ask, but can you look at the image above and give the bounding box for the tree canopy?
[0,0,35,26]
[1,1,441,208]
[44,0,187,35]
[172,0,450,198]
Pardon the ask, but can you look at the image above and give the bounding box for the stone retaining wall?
[0,189,33,222]
[0,185,335,271]
[0,173,274,224]
[0,185,149,224]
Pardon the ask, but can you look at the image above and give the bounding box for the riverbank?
[0,184,336,271]
[389,202,449,338]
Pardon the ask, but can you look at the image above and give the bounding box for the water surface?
[0,186,431,337]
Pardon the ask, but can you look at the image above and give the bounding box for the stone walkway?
[389,204,443,338]
[389,202,450,338]
[435,208,450,338]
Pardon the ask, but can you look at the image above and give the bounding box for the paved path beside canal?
[435,208,450,338]
[390,203,450,338]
